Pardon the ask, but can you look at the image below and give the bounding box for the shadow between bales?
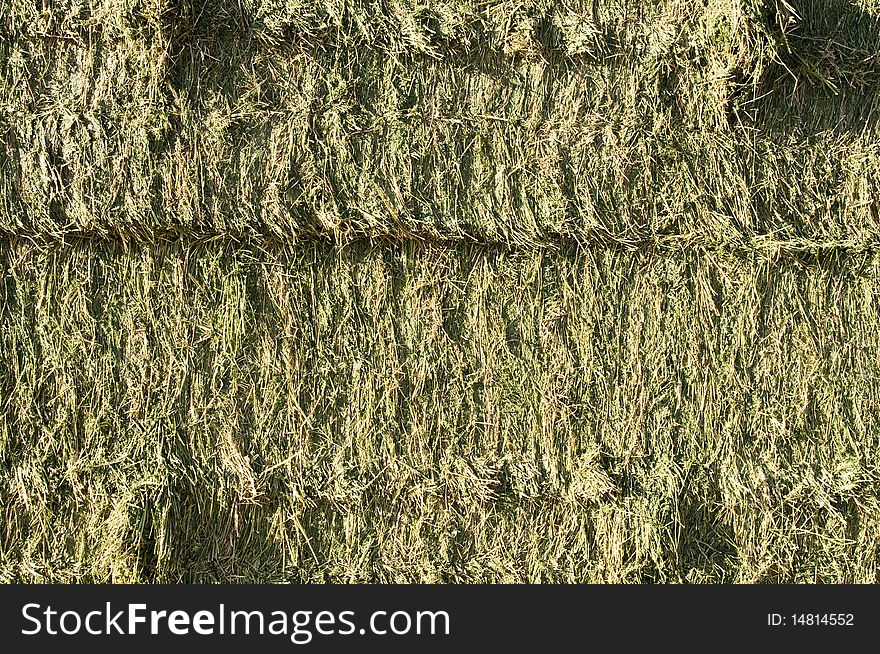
[677,478,739,583]
[739,0,880,136]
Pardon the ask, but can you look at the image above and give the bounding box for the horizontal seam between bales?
[1,230,880,259]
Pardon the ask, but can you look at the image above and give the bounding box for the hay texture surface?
[2,0,880,582]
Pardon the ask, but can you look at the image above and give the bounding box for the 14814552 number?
[791,614,853,626]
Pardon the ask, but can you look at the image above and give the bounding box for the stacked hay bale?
[1,0,880,582]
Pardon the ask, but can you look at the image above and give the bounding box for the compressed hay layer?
[1,0,880,246]
[1,239,879,583]
[2,0,880,584]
